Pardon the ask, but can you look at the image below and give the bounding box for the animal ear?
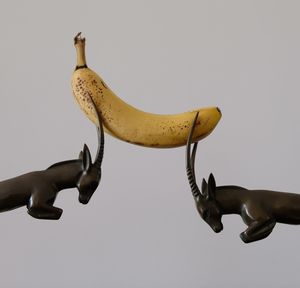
[207,173,216,200]
[79,151,83,160]
[82,144,92,171]
[201,178,208,196]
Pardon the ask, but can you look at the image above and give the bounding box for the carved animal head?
[186,113,223,233]
[197,174,223,232]
[77,101,104,205]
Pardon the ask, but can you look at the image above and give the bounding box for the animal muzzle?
[79,195,91,205]
[213,223,223,233]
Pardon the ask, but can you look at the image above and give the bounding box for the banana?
[71,33,222,148]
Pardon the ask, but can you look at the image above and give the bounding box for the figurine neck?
[215,186,246,215]
[46,160,83,190]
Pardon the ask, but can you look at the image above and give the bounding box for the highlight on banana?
[71,32,222,148]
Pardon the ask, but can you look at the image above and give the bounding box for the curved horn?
[186,112,202,199]
[191,140,198,181]
[90,98,104,176]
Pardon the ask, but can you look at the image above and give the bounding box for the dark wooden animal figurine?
[0,102,104,220]
[186,112,300,243]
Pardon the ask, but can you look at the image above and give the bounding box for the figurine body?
[187,112,300,243]
[198,175,300,243]
[0,154,95,219]
[0,102,104,220]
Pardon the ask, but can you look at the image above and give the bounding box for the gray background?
[0,0,299,287]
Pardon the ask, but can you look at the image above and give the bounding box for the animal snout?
[213,223,223,233]
[79,196,89,205]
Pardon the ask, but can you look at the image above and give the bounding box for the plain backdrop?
[0,1,299,287]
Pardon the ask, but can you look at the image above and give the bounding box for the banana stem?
[74,32,87,68]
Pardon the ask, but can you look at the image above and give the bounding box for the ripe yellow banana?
[71,33,222,148]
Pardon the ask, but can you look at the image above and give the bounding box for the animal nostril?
[216,107,222,115]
